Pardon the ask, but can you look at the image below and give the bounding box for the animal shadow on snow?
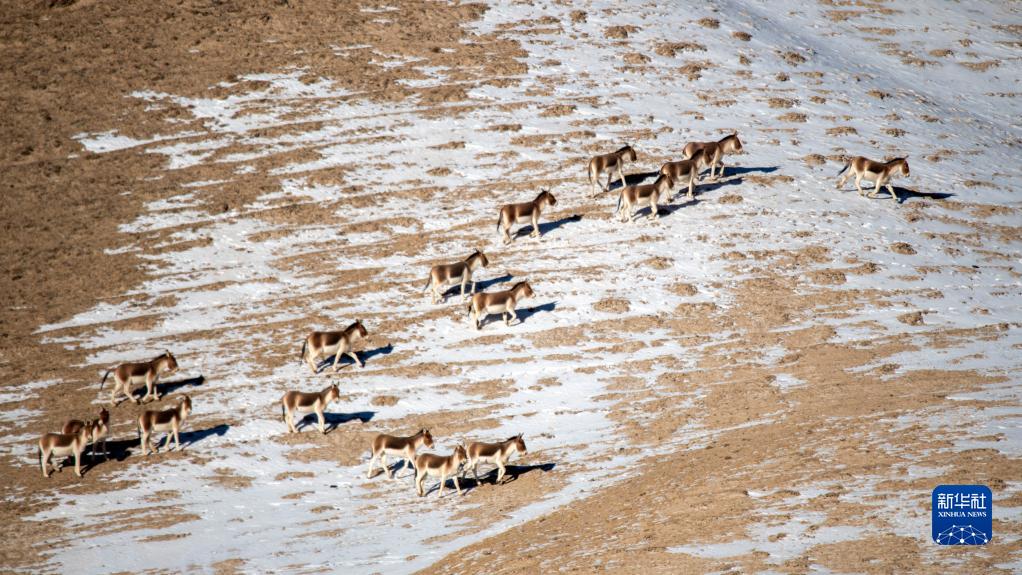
[440,274,513,301]
[625,197,700,221]
[315,344,394,372]
[180,423,230,447]
[609,171,660,191]
[102,437,143,463]
[159,375,206,396]
[297,411,375,433]
[718,165,778,177]
[127,375,205,403]
[864,186,954,204]
[693,176,744,195]
[373,458,417,480]
[512,214,583,240]
[97,423,230,464]
[476,302,556,328]
[453,462,558,493]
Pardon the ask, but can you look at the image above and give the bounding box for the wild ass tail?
[299,339,308,366]
[836,161,850,177]
[100,369,112,390]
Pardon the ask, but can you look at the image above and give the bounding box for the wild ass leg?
[886,181,899,202]
[142,373,155,403]
[332,346,343,372]
[530,212,540,239]
[316,404,326,434]
[286,408,297,434]
[347,350,363,368]
[400,451,413,475]
[416,468,426,496]
[306,349,319,375]
[40,448,51,478]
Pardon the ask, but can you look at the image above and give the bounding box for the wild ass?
[300,320,368,374]
[836,156,910,202]
[61,407,110,463]
[100,350,179,405]
[366,428,434,479]
[466,434,527,484]
[423,250,490,305]
[281,384,341,434]
[414,445,468,498]
[138,395,192,456]
[616,173,674,223]
[468,281,534,330]
[38,420,94,478]
[682,133,743,180]
[496,190,557,245]
[659,149,712,201]
[588,144,637,197]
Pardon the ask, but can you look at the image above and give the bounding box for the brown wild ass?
[659,148,712,201]
[466,434,527,484]
[415,445,468,498]
[138,395,192,456]
[281,384,341,434]
[682,133,743,180]
[496,190,557,245]
[367,428,434,479]
[423,250,490,304]
[836,156,910,202]
[38,421,94,478]
[101,351,179,405]
[468,281,534,330]
[61,407,110,463]
[300,320,368,374]
[588,144,637,197]
[616,173,674,223]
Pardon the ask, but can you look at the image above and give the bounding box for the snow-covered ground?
[8,0,1021,572]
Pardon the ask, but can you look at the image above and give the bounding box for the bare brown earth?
[2,0,1021,573]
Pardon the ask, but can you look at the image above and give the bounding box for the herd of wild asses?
[36,134,910,498]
